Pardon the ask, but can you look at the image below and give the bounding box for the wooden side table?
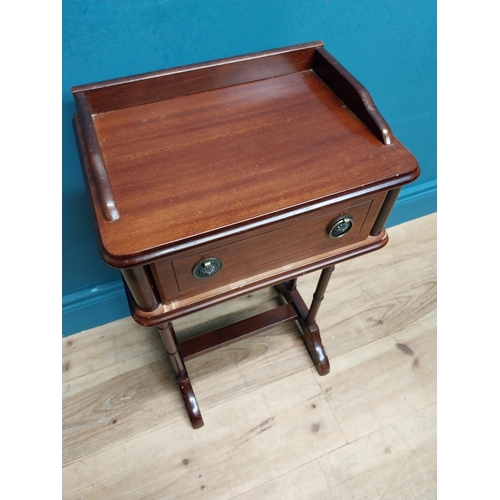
[72,41,420,428]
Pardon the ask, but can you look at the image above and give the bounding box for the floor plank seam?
[379,449,416,500]
[228,454,330,500]
[191,364,316,419]
[62,355,169,395]
[336,400,437,449]
[62,412,192,469]
[323,311,436,367]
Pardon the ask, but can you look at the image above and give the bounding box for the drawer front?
[151,192,387,303]
[173,200,371,292]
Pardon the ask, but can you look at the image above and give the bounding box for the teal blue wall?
[63,0,437,336]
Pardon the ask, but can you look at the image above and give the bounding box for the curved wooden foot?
[276,267,334,376]
[158,322,204,429]
[298,321,330,376]
[178,375,204,429]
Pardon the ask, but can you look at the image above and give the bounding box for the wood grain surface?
[73,44,419,268]
[90,71,417,260]
[63,213,436,499]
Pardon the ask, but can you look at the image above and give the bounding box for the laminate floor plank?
[231,460,332,500]
[314,309,436,442]
[62,319,163,399]
[318,403,437,500]
[229,403,437,500]
[63,370,347,500]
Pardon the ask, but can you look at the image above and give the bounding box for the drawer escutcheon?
[327,215,354,239]
[192,257,223,279]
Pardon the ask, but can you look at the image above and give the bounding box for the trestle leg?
[276,266,335,376]
[157,322,204,429]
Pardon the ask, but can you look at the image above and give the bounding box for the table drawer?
[152,192,387,303]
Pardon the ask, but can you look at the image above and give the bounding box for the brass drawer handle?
[327,215,354,239]
[192,257,223,279]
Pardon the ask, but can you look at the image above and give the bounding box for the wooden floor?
[62,213,437,500]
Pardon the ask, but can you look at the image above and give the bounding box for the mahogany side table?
[72,41,420,429]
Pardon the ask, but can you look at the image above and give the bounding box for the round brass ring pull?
[192,257,223,279]
[327,215,354,239]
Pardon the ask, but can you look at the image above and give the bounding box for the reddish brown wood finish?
[120,267,159,312]
[161,277,334,426]
[157,322,203,429]
[313,48,394,146]
[275,277,332,376]
[371,187,402,236]
[180,304,298,361]
[72,44,418,269]
[73,42,323,113]
[136,231,389,327]
[72,42,420,428]
[168,196,378,296]
[73,95,119,222]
